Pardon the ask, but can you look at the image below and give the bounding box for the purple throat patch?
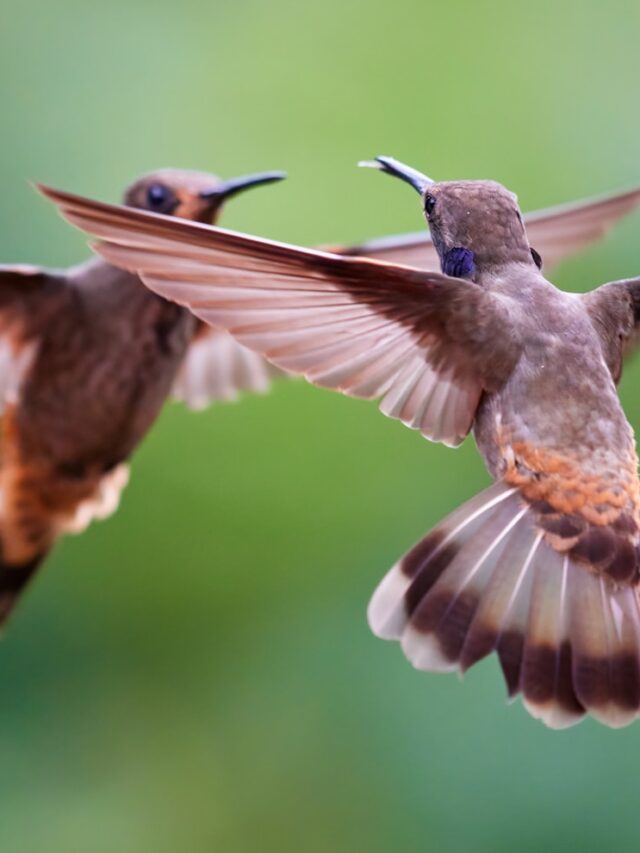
[442,247,476,278]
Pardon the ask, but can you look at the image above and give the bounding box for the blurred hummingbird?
[39,161,640,730]
[0,167,285,625]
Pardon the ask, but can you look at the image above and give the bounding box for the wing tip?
[31,181,66,204]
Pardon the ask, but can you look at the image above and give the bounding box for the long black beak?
[358,156,434,195]
[200,170,287,203]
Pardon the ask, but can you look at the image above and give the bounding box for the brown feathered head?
[123,168,286,224]
[360,156,535,276]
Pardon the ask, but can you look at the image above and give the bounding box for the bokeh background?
[2,1,640,850]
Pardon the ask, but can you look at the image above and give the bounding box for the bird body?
[0,257,189,611]
[382,262,640,729]
[17,258,193,475]
[0,168,286,621]
[473,267,633,488]
[37,162,640,728]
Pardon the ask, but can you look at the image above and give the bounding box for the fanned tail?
[368,483,640,729]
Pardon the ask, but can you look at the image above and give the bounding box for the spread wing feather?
[37,185,520,447]
[174,324,284,409]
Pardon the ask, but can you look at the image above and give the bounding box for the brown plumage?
[37,159,640,729]
[0,167,285,624]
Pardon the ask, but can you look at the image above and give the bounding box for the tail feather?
[461,529,540,675]
[368,482,515,641]
[368,482,640,729]
[0,554,46,626]
[567,569,640,728]
[594,576,636,726]
[402,495,527,671]
[609,586,640,713]
[520,553,583,728]
[568,567,612,721]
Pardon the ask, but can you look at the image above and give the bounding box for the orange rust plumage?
[503,441,640,520]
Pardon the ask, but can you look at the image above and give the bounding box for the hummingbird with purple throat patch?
[0,167,286,624]
[38,159,640,729]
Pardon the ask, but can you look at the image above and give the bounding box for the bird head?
[123,168,286,224]
[360,156,536,278]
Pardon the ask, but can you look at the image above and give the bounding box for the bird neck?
[474,260,547,293]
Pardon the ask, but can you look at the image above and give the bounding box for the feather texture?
[174,326,282,409]
[369,483,640,728]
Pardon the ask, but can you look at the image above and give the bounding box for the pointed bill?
[359,156,434,195]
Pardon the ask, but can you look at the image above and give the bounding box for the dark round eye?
[146,184,170,209]
[424,194,437,216]
[530,247,543,269]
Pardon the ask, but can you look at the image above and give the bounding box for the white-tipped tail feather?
[368,483,640,729]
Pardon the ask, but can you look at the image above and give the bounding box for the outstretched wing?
[173,323,284,409]
[333,230,441,270]
[582,276,640,382]
[37,185,521,447]
[0,265,69,410]
[338,185,640,271]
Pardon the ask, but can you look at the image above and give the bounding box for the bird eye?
[146,184,171,209]
[424,194,437,216]
[530,247,543,269]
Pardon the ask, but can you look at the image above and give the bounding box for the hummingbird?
[39,161,640,729]
[0,167,285,625]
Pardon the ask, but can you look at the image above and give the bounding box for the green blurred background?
[2,1,640,850]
